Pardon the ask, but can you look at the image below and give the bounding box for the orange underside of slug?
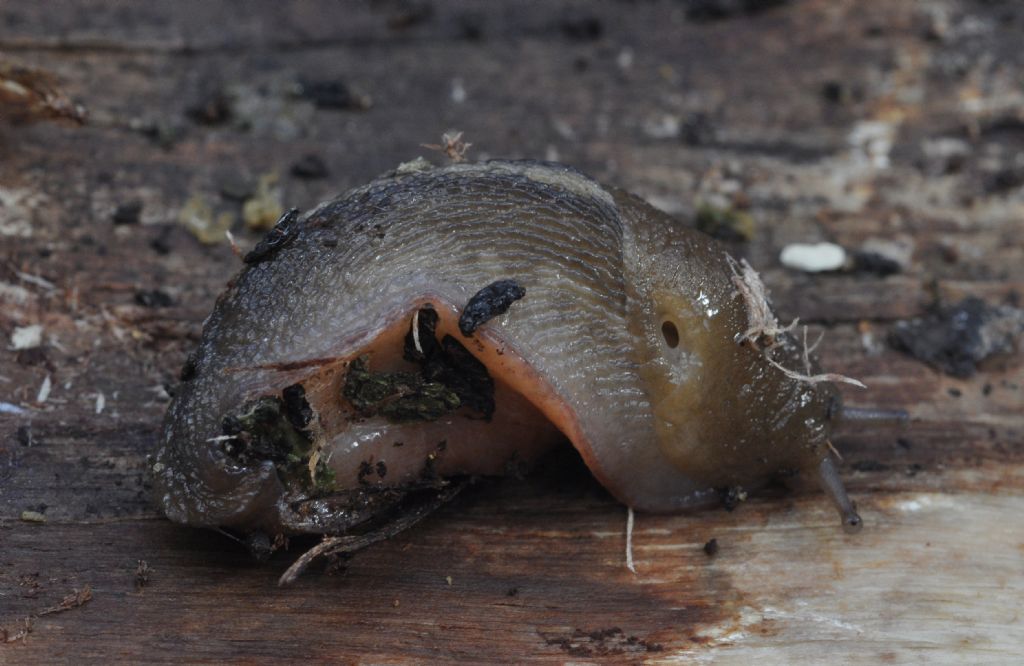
[256,295,609,493]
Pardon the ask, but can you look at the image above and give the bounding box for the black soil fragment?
[244,208,301,265]
[282,383,313,430]
[434,336,495,417]
[703,538,719,556]
[16,346,52,370]
[684,0,790,22]
[150,225,174,255]
[889,297,1024,377]
[112,200,142,225]
[681,111,716,146]
[458,279,526,336]
[290,154,329,180]
[407,307,496,418]
[559,13,603,41]
[134,289,173,308]
[297,80,370,110]
[243,531,274,562]
[851,250,902,276]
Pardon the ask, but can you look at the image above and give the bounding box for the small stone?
[10,324,42,350]
[780,242,847,273]
[20,510,46,523]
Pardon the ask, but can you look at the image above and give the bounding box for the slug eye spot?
[661,320,680,349]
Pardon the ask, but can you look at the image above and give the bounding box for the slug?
[151,160,904,569]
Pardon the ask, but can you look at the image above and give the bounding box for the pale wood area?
[1,1,1022,663]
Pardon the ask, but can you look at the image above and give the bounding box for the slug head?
[626,229,841,497]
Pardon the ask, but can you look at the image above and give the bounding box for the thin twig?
[765,354,866,389]
[625,507,637,574]
[278,482,467,586]
[412,309,423,355]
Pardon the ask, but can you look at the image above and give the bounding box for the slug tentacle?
[817,456,863,533]
[836,406,911,428]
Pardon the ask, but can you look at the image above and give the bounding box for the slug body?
[153,160,871,540]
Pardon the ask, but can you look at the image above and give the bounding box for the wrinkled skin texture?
[151,160,840,536]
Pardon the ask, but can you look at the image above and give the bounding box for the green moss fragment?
[695,202,755,242]
[313,459,337,493]
[221,396,312,485]
[342,356,461,422]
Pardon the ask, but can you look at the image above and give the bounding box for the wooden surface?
[1,1,1022,663]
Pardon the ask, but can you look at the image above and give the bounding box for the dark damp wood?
[1,1,1023,662]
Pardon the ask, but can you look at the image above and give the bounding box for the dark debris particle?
[357,460,375,485]
[559,13,604,41]
[282,383,313,430]
[16,425,33,447]
[150,225,173,255]
[822,80,845,104]
[290,154,329,180]
[456,12,484,40]
[703,538,719,556]
[134,289,173,308]
[16,346,52,370]
[376,460,388,478]
[506,586,519,597]
[889,297,1024,378]
[403,307,497,419]
[681,111,716,146]
[297,79,371,110]
[905,463,924,477]
[458,279,526,336]
[684,0,790,22]
[244,208,301,265]
[851,250,902,276]
[947,387,962,397]
[984,167,1024,195]
[243,531,274,562]
[718,485,748,511]
[112,200,142,225]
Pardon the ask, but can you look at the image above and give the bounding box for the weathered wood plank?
[2,0,1023,662]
